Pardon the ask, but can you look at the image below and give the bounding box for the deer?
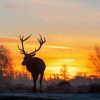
[18,34,46,93]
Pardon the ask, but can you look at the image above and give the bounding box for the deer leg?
[40,73,44,92]
[32,74,38,93]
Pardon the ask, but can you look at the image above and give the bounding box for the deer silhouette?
[18,34,46,93]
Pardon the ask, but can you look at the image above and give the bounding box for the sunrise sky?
[0,0,100,78]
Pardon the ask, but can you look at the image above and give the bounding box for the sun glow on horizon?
[0,37,98,80]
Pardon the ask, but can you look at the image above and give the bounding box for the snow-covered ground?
[0,93,100,100]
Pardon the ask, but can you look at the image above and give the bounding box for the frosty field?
[0,93,100,100]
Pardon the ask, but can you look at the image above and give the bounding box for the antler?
[30,35,46,55]
[18,34,32,55]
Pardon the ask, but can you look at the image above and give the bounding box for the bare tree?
[0,45,15,92]
[0,45,11,77]
[90,45,100,74]
[60,64,69,80]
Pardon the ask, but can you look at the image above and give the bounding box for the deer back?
[25,57,46,74]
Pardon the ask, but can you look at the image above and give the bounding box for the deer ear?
[31,53,36,56]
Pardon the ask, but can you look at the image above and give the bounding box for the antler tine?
[18,34,32,55]
[39,34,46,44]
[18,45,25,54]
[40,34,42,41]
[43,37,46,43]
[19,35,24,42]
[30,35,46,55]
[19,35,22,40]
[34,48,37,52]
[38,35,41,43]
[17,45,22,50]
[24,34,32,41]
[19,34,31,41]
[38,34,46,44]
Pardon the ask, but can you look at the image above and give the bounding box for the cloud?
[0,37,18,43]
[0,0,100,38]
[1,0,100,23]
[45,45,73,49]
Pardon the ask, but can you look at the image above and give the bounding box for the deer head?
[18,35,46,65]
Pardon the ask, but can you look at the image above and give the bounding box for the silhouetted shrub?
[89,84,100,93]
[57,81,70,87]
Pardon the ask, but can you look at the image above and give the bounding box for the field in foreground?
[0,93,100,100]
